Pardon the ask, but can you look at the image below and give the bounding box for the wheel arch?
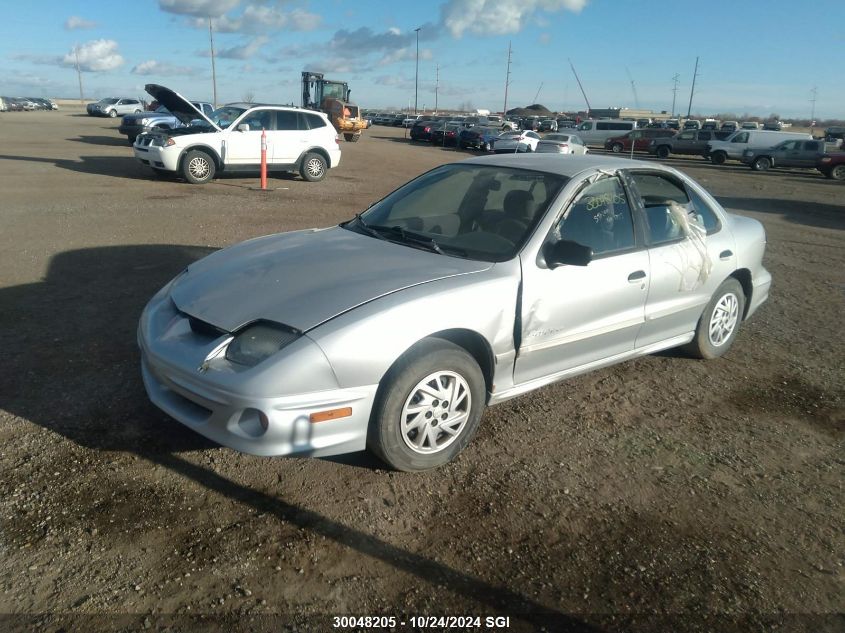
[297,145,332,168]
[178,145,222,171]
[729,268,753,319]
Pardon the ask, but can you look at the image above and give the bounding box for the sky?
[3,0,844,120]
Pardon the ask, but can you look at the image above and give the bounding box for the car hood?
[170,226,492,333]
[144,84,218,129]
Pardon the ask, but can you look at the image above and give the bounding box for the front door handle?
[719,249,733,260]
[628,270,646,282]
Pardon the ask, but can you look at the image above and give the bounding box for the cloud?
[378,47,433,67]
[194,4,321,33]
[328,25,434,54]
[538,32,551,44]
[200,35,268,59]
[158,0,241,18]
[60,39,124,72]
[131,60,201,76]
[65,16,97,30]
[440,0,587,37]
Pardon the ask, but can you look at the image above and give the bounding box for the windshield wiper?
[342,213,384,240]
[370,225,452,255]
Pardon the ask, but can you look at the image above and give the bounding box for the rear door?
[623,170,736,347]
[271,111,310,165]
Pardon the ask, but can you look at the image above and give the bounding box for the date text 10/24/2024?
[333,615,511,629]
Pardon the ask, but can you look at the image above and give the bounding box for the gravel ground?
[0,109,842,632]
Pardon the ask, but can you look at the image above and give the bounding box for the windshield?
[206,106,246,129]
[101,99,119,105]
[344,164,568,263]
[155,106,170,113]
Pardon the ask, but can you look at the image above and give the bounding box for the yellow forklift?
[301,71,366,142]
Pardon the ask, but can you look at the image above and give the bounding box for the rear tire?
[481,141,490,152]
[300,152,327,182]
[683,278,745,359]
[368,338,486,472]
[752,156,771,171]
[181,149,216,184]
[711,151,727,165]
[343,133,360,142]
[829,164,845,181]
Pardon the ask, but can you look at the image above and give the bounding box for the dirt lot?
[0,109,842,632]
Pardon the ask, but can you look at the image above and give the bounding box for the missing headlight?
[225,322,300,367]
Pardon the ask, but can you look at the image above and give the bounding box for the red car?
[604,129,675,153]
[817,152,845,180]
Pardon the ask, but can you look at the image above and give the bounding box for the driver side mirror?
[237,123,250,132]
[544,239,593,268]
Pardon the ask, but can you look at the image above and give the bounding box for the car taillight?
[335,134,341,144]
[424,126,430,132]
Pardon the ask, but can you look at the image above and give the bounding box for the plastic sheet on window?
[666,201,713,291]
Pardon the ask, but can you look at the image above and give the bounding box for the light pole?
[414,27,421,114]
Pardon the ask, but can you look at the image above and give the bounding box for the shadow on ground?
[0,244,585,628]
[716,196,845,230]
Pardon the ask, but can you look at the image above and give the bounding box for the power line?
[533,81,544,104]
[434,64,439,114]
[569,59,591,113]
[208,18,217,108]
[625,67,639,109]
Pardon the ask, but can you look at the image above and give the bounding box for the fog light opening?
[237,408,269,437]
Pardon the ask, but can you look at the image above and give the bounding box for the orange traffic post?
[260,128,267,190]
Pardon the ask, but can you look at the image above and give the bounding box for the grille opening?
[186,314,228,339]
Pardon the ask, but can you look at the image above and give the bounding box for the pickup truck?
[648,129,731,159]
[740,139,826,171]
[817,152,845,180]
[119,102,214,144]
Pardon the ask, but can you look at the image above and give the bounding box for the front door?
[514,175,649,385]
[225,109,273,165]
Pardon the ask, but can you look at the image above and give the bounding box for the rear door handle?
[719,249,733,260]
[628,270,646,282]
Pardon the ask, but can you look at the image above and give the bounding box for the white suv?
[133,84,341,184]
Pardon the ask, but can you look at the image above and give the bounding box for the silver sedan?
[535,133,589,154]
[139,155,771,471]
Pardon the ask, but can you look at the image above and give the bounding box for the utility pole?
[434,64,439,114]
[533,81,544,104]
[569,59,592,114]
[625,67,639,109]
[74,45,84,104]
[502,41,512,116]
[208,18,218,108]
[810,86,818,124]
[671,73,680,117]
[414,27,421,114]
[686,56,699,118]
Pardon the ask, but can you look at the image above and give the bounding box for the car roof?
[223,102,311,112]
[462,154,676,178]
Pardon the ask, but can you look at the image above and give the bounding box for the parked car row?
[1,96,58,111]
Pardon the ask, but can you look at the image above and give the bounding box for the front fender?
[308,261,521,390]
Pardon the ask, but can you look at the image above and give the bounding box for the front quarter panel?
[308,261,521,394]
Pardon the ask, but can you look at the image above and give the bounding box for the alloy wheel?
[708,292,739,347]
[400,371,471,454]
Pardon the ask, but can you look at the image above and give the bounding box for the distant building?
[588,107,671,121]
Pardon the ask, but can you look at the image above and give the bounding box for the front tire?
[108,109,117,118]
[300,152,327,182]
[368,338,486,472]
[683,278,745,359]
[181,149,216,184]
[611,142,623,153]
[752,156,771,171]
[656,145,670,159]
